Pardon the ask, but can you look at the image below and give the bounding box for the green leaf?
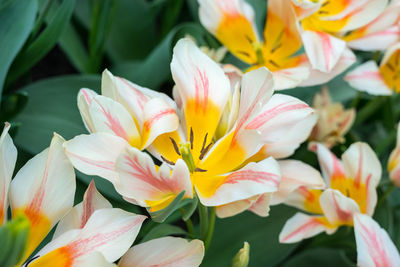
[281,248,354,267]
[111,23,207,89]
[12,74,128,202]
[7,0,75,84]
[202,205,299,267]
[148,191,187,223]
[0,0,37,98]
[141,224,186,243]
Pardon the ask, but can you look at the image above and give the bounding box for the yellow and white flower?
[65,38,317,218]
[279,142,382,243]
[389,123,400,186]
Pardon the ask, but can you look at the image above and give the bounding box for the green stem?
[198,203,208,240]
[204,207,216,250]
[185,218,195,236]
[378,184,395,207]
[30,0,53,40]
[354,96,386,126]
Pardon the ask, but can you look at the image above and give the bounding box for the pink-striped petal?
[195,157,280,206]
[271,160,325,205]
[279,213,336,243]
[29,208,146,265]
[53,180,112,239]
[272,65,310,90]
[64,133,130,184]
[320,189,360,226]
[0,123,17,225]
[354,213,400,267]
[344,61,392,95]
[302,31,346,73]
[247,94,317,159]
[89,95,141,147]
[342,142,382,215]
[216,195,259,218]
[300,48,356,86]
[119,237,204,267]
[77,88,98,133]
[115,147,192,210]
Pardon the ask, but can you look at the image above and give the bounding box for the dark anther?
[244,34,253,44]
[270,43,282,54]
[346,189,350,197]
[190,127,194,150]
[236,50,251,57]
[387,63,395,72]
[200,133,208,153]
[161,155,175,165]
[199,142,213,160]
[268,60,280,68]
[25,255,40,266]
[195,167,207,172]
[321,1,329,7]
[318,10,329,15]
[169,137,181,155]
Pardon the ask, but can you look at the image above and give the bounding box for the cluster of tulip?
[2,0,400,266]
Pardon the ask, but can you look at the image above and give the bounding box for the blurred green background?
[1,0,400,265]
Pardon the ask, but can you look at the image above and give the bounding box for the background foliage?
[1,0,399,265]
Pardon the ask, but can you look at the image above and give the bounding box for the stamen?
[318,11,329,15]
[169,137,181,155]
[270,43,282,54]
[190,127,194,150]
[268,60,280,68]
[180,142,196,173]
[199,142,213,160]
[195,167,207,172]
[200,133,208,153]
[244,34,253,44]
[387,63,395,72]
[236,50,251,57]
[161,155,175,165]
[321,1,330,7]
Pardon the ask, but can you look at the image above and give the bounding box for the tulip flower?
[345,43,400,95]
[0,123,76,264]
[354,213,400,267]
[279,142,381,243]
[198,0,311,89]
[309,87,355,148]
[293,0,387,73]
[389,123,400,186]
[65,38,317,218]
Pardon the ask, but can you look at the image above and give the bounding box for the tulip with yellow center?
[279,142,382,243]
[345,43,400,95]
[65,38,317,218]
[388,123,400,186]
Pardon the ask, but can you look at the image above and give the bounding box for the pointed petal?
[76,252,117,267]
[302,31,346,73]
[300,48,356,86]
[198,0,259,64]
[354,213,400,267]
[53,180,112,239]
[271,160,325,205]
[246,94,317,159]
[119,237,204,267]
[78,88,98,133]
[264,0,302,60]
[195,157,280,206]
[141,97,179,149]
[115,147,192,212]
[64,133,129,184]
[311,143,346,189]
[344,61,392,95]
[171,38,231,160]
[320,189,360,226]
[10,133,75,260]
[89,95,141,147]
[342,142,381,215]
[347,26,400,52]
[339,0,388,32]
[248,193,272,217]
[273,65,310,90]
[279,213,336,243]
[29,208,146,265]
[0,123,17,224]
